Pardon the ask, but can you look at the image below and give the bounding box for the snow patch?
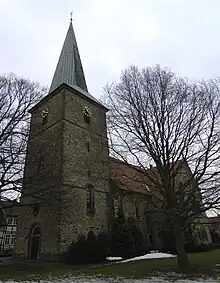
[1,276,219,283]
[106,256,123,261]
[119,252,176,263]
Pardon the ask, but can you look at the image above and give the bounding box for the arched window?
[33,226,41,236]
[86,184,95,215]
[198,229,203,241]
[202,228,208,241]
[87,231,96,239]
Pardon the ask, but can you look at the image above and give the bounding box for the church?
[15,20,213,260]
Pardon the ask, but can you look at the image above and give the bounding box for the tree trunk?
[173,226,192,271]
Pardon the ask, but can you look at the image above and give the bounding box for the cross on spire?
[70,11,73,22]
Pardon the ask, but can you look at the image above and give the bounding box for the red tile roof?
[110,157,189,198]
[110,157,156,195]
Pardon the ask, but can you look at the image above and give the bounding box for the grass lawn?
[0,250,220,281]
[82,249,220,279]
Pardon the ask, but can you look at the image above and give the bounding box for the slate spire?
[49,21,88,93]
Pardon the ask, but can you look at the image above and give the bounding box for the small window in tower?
[42,116,48,125]
[88,168,91,177]
[87,142,90,152]
[41,109,48,125]
[83,106,92,124]
[84,114,90,124]
[86,184,95,215]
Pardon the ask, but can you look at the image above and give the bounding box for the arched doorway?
[28,224,41,259]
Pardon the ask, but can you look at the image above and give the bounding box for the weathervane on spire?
[70,11,73,22]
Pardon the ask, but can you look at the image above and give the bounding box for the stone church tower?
[15,20,110,260]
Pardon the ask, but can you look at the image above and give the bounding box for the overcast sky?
[1,0,220,99]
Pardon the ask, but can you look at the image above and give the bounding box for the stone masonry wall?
[15,91,65,259]
[15,87,110,259]
[59,89,110,251]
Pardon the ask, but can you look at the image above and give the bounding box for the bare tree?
[0,73,46,206]
[105,65,220,270]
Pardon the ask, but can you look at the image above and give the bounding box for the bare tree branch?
[0,73,46,204]
[105,65,220,269]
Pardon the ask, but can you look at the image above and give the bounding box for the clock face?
[83,106,92,118]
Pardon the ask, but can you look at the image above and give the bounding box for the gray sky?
[1,0,220,99]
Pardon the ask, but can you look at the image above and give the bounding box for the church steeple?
[49,20,88,93]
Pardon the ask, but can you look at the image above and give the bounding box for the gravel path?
[1,276,219,283]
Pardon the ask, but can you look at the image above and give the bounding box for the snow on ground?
[106,256,123,261]
[1,276,219,283]
[106,252,176,263]
[120,252,176,263]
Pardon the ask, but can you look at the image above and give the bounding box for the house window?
[11,235,16,245]
[13,218,18,225]
[4,234,10,245]
[7,218,13,225]
[86,184,95,215]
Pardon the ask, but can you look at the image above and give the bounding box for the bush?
[197,243,214,252]
[96,232,110,262]
[128,225,148,257]
[110,222,132,258]
[184,241,195,253]
[65,232,109,264]
[86,231,97,261]
[110,212,147,258]
[185,242,214,253]
[65,234,87,264]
